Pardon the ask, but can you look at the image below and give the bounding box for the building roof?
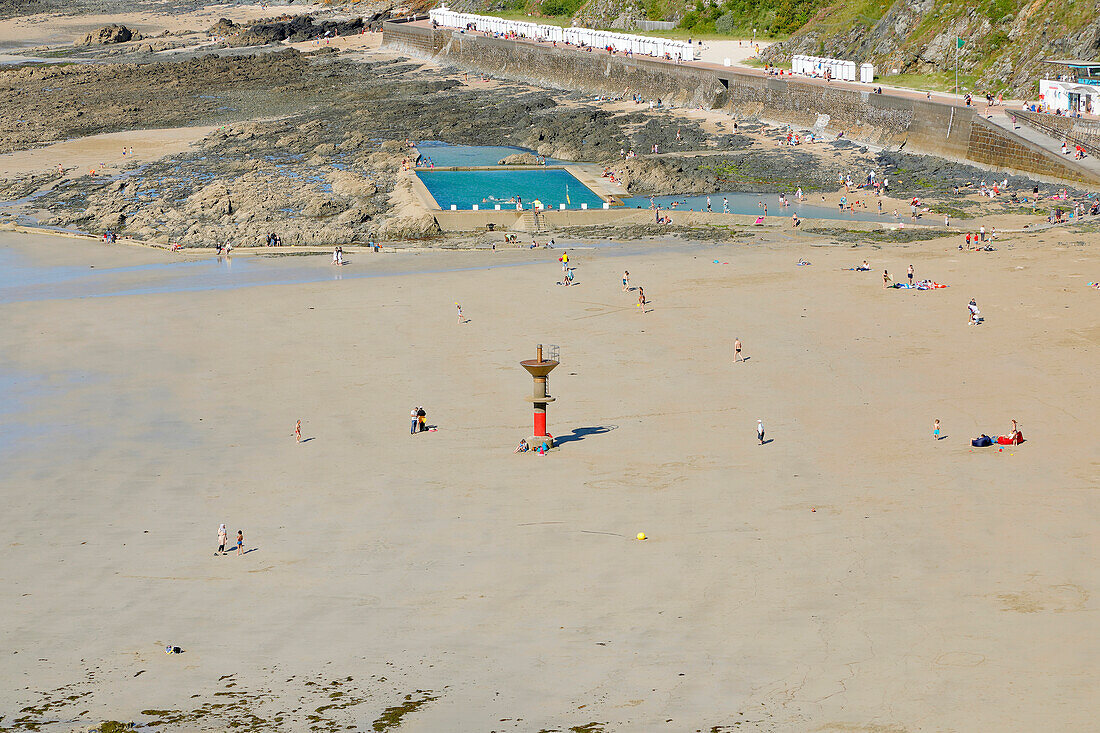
[1045,59,1100,69]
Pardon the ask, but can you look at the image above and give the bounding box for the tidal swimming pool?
[416,169,605,210]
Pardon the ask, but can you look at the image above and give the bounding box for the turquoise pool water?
[414,141,558,167]
[620,191,887,222]
[417,169,605,210]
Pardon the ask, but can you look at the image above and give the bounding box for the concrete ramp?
[985,112,1100,185]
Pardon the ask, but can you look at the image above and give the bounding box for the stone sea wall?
[382,22,1099,185]
[382,21,725,108]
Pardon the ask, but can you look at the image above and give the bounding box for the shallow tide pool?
[413,141,556,167]
[620,191,888,222]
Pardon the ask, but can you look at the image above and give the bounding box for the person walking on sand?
[637,287,646,311]
[217,524,228,556]
[456,303,464,324]
[883,269,892,288]
[757,419,765,445]
[622,270,630,291]
[236,529,244,556]
[907,264,914,286]
[933,419,941,440]
[294,420,301,443]
[734,338,744,362]
[411,407,419,435]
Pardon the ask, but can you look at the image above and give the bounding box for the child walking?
[295,420,301,443]
[236,530,244,556]
[933,419,940,440]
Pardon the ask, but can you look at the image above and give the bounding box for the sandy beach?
[1,222,1098,731]
[0,0,1098,729]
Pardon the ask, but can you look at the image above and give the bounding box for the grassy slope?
[759,0,1100,97]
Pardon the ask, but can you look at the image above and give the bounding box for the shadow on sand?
[555,425,618,445]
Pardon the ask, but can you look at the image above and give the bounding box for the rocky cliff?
[760,0,1100,97]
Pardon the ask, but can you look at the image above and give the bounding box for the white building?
[1038,79,1100,115]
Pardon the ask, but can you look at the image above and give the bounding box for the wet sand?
[1,226,1097,731]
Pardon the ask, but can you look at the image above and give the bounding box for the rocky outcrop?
[76,24,141,46]
[498,152,540,165]
[211,15,366,47]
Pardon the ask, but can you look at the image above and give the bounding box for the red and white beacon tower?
[520,344,558,445]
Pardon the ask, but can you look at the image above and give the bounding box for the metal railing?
[1014,111,1100,159]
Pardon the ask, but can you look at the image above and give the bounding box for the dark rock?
[77,24,140,46]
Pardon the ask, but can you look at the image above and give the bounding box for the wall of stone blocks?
[966,117,1094,184]
[383,23,724,107]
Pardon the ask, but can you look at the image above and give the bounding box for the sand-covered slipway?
[1,2,1098,732]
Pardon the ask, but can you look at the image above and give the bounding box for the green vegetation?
[676,0,824,36]
[97,723,130,733]
[881,71,978,94]
[489,9,575,26]
[371,691,439,731]
[539,0,584,17]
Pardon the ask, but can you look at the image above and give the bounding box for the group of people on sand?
[962,229,997,251]
[970,419,1024,447]
[410,406,429,434]
[331,246,346,265]
[621,269,645,311]
[215,523,244,557]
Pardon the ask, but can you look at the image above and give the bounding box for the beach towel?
[754,217,764,224]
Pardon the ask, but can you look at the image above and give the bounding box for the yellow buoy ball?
[636,532,647,541]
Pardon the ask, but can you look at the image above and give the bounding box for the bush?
[715,12,736,34]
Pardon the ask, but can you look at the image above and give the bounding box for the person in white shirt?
[968,299,981,325]
[757,419,765,444]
